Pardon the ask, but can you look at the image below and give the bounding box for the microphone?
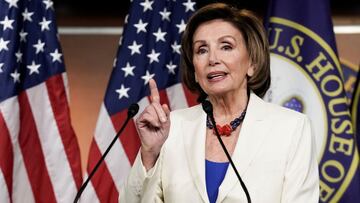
[128,103,139,118]
[201,100,251,203]
[73,103,139,203]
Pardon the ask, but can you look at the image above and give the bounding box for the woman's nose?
[208,50,219,66]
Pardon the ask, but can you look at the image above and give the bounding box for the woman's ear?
[194,73,198,82]
[247,64,255,77]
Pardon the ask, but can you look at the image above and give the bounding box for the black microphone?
[201,100,251,203]
[73,103,139,203]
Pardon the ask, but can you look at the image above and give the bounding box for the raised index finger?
[149,79,160,103]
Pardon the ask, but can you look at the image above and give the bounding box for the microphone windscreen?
[201,100,213,115]
[128,103,139,118]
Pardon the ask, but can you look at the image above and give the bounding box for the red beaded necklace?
[206,109,247,136]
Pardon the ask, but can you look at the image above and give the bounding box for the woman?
[120,3,319,203]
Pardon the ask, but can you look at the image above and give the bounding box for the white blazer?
[120,93,319,203]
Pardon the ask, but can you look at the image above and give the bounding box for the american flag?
[82,0,198,202]
[0,0,82,202]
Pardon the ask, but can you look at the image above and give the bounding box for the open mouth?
[207,71,228,80]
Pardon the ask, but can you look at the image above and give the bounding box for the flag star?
[33,39,45,54]
[153,28,167,42]
[141,70,155,85]
[183,0,196,12]
[27,60,41,75]
[43,0,54,10]
[0,38,10,52]
[0,16,14,31]
[134,19,148,33]
[113,58,117,67]
[166,61,177,75]
[121,62,135,77]
[118,36,123,45]
[140,0,154,12]
[128,41,142,55]
[159,8,171,21]
[115,84,130,99]
[19,30,28,42]
[171,41,181,54]
[176,20,186,33]
[15,50,22,62]
[5,0,19,8]
[39,17,51,31]
[147,49,160,64]
[22,9,34,22]
[0,63,4,73]
[10,69,20,83]
[50,49,62,62]
[125,14,129,24]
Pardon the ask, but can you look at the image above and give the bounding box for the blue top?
[205,160,229,203]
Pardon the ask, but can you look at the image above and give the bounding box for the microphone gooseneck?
[201,100,251,203]
[73,103,140,203]
[201,100,213,115]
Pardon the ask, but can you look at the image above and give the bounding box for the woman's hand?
[136,79,171,170]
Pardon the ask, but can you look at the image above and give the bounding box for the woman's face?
[192,19,254,97]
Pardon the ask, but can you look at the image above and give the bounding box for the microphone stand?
[202,101,251,203]
[73,103,139,203]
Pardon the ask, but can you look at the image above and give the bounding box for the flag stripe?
[111,111,141,165]
[0,97,35,203]
[159,89,171,110]
[182,85,199,107]
[80,174,100,203]
[166,83,190,110]
[0,112,12,203]
[118,120,140,165]
[0,170,10,203]
[46,74,82,189]
[87,140,119,203]
[11,143,35,203]
[62,73,71,104]
[94,104,131,192]
[26,82,77,202]
[18,92,57,203]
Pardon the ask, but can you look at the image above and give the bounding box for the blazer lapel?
[217,94,271,202]
[182,106,209,203]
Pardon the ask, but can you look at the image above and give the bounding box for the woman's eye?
[196,48,207,55]
[222,45,232,51]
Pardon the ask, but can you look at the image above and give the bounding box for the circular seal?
[264,17,358,202]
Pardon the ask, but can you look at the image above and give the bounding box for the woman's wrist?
[140,147,160,171]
